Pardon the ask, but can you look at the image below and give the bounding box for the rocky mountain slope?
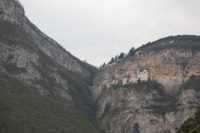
[93,35,200,133]
[0,0,97,81]
[0,0,99,132]
[1,1,200,133]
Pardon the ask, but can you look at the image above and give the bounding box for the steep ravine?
[1,0,200,133]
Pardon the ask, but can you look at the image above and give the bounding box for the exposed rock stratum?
[1,0,200,133]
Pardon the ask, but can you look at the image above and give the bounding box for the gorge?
[1,0,200,133]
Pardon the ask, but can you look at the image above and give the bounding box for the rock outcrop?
[0,0,99,112]
[0,1,99,132]
[93,36,200,133]
[0,0,97,80]
[1,1,200,133]
[0,0,98,101]
[0,0,25,25]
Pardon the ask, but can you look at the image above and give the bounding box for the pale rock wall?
[0,0,25,25]
[0,0,95,79]
[0,0,76,100]
[0,39,73,101]
[93,85,199,133]
[93,48,200,133]
[94,49,200,95]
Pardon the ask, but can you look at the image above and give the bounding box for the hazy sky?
[20,0,200,66]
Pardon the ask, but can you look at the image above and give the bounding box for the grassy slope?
[0,20,99,133]
[0,77,98,133]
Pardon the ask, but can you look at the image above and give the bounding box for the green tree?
[128,47,135,55]
[118,52,125,59]
[108,58,115,64]
[114,55,119,62]
[177,107,200,133]
[99,62,106,69]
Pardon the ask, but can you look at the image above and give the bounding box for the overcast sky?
[20,0,200,66]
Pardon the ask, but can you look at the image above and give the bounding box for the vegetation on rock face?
[2,14,200,133]
[125,81,180,116]
[146,94,179,117]
[177,108,200,133]
[136,35,200,52]
[118,52,126,59]
[0,77,99,133]
[176,75,200,133]
[0,20,99,133]
[101,35,200,70]
[128,47,135,56]
[100,52,127,68]
[182,75,200,92]
[110,80,163,93]
[0,20,27,46]
[125,80,163,92]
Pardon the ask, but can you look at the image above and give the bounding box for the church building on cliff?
[137,68,149,82]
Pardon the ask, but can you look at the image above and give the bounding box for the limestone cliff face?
[93,36,200,133]
[0,0,97,104]
[0,0,96,80]
[0,0,25,25]
[94,48,200,93]
[0,1,99,132]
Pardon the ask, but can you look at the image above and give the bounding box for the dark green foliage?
[108,58,115,64]
[177,108,200,133]
[182,75,200,92]
[99,63,106,69]
[121,80,179,116]
[176,75,200,133]
[0,19,96,113]
[0,20,31,49]
[138,81,180,116]
[111,84,121,90]
[0,20,100,133]
[3,63,26,74]
[99,129,106,133]
[146,95,179,117]
[108,108,121,118]
[110,80,179,116]
[114,55,119,62]
[118,52,126,59]
[102,104,110,117]
[124,80,163,94]
[136,35,200,53]
[0,77,99,133]
[110,80,163,93]
[128,47,135,56]
[102,107,121,119]
[133,123,140,133]
[177,118,199,133]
